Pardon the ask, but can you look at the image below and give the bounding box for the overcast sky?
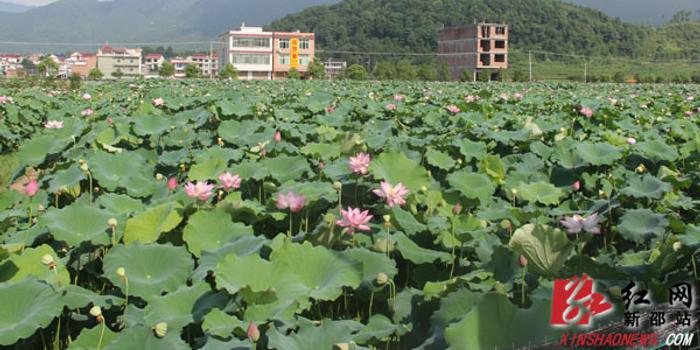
[3,0,57,5]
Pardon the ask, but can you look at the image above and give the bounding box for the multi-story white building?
[324,60,347,80]
[219,24,273,80]
[144,53,164,77]
[169,57,189,78]
[190,54,218,77]
[96,44,143,78]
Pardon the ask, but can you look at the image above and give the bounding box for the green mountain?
[267,0,700,61]
[0,0,339,53]
[565,0,700,25]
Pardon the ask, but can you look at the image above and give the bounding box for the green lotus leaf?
[183,208,253,257]
[454,139,487,161]
[0,244,69,286]
[218,120,269,146]
[637,139,679,162]
[516,181,562,205]
[342,248,398,285]
[48,165,85,193]
[201,308,244,338]
[62,285,123,310]
[444,293,559,350]
[277,181,338,204]
[268,321,355,350]
[508,223,573,276]
[123,202,183,244]
[621,175,672,199]
[96,193,145,215]
[200,336,249,350]
[133,115,170,137]
[426,148,456,170]
[103,242,193,300]
[143,282,210,332]
[261,156,311,184]
[431,288,482,328]
[618,209,668,242]
[39,203,112,246]
[391,206,426,235]
[88,150,155,194]
[16,134,71,166]
[353,314,397,344]
[188,158,229,181]
[68,324,119,350]
[448,172,495,204]
[214,253,275,294]
[192,235,266,281]
[394,232,451,264]
[103,325,189,350]
[218,99,250,117]
[370,151,430,192]
[0,278,63,346]
[300,142,343,159]
[576,142,622,165]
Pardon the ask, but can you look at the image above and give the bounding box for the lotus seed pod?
[89,306,102,318]
[116,267,126,278]
[80,163,89,172]
[510,188,518,196]
[333,181,343,191]
[179,164,186,171]
[457,158,463,165]
[420,186,428,192]
[250,146,260,153]
[79,159,86,165]
[479,220,488,229]
[37,204,45,212]
[247,322,260,342]
[41,254,54,266]
[673,241,682,252]
[334,343,350,350]
[108,218,118,228]
[154,322,168,338]
[519,255,528,267]
[499,220,511,229]
[155,173,164,181]
[376,272,389,285]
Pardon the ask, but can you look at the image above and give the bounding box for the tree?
[185,64,200,78]
[37,57,59,77]
[395,60,417,81]
[160,62,175,77]
[307,60,326,80]
[287,67,301,79]
[111,69,124,78]
[373,61,397,80]
[417,64,437,81]
[437,63,452,81]
[88,68,103,80]
[339,64,369,80]
[69,72,81,90]
[220,63,238,80]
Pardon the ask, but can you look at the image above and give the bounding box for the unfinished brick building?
[438,23,508,81]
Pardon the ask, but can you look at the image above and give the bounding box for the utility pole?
[528,50,532,82]
[209,41,214,80]
[584,62,588,83]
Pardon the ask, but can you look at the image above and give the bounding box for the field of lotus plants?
[0,80,699,350]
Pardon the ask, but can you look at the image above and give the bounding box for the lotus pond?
[0,80,699,349]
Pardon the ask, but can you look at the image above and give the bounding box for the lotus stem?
[389,279,396,313]
[449,223,457,279]
[88,172,93,205]
[28,196,33,228]
[53,314,61,350]
[110,226,116,247]
[521,268,527,305]
[692,254,698,282]
[96,321,105,350]
[288,211,293,238]
[368,291,374,318]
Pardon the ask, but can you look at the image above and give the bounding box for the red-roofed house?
[96,43,142,78]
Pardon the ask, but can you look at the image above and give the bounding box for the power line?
[0,40,220,46]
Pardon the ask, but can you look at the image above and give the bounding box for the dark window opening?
[495,54,505,63]
[495,26,506,35]
[480,40,490,51]
[480,54,491,66]
[481,26,490,38]
[495,41,506,49]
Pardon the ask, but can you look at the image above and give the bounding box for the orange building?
[272,31,315,80]
[68,52,97,77]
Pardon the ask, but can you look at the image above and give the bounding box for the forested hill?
[267,0,700,60]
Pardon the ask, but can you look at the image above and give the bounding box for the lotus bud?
[90,306,103,322]
[179,164,186,171]
[510,188,518,196]
[79,159,86,165]
[80,163,89,173]
[499,220,511,230]
[519,255,528,267]
[452,203,462,215]
[154,322,168,338]
[155,173,164,181]
[420,186,428,193]
[108,218,118,229]
[376,272,389,285]
[247,322,260,342]
[333,181,343,191]
[334,343,350,350]
[457,158,463,165]
[673,241,682,252]
[41,254,56,269]
[479,220,488,229]
[217,137,224,146]
[250,146,260,153]
[598,190,607,197]
[37,204,45,212]
[636,164,646,173]
[116,267,126,278]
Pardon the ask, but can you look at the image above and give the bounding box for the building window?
[495,41,506,49]
[232,54,271,65]
[279,54,290,65]
[480,40,490,51]
[299,54,310,66]
[232,37,270,48]
[279,39,290,49]
[495,54,505,63]
[300,39,310,49]
[496,26,506,35]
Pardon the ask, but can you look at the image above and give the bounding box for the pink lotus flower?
[687,96,694,101]
[453,203,463,215]
[519,255,528,267]
[393,95,404,102]
[167,177,178,190]
[44,120,64,129]
[349,153,371,175]
[641,104,648,109]
[82,93,91,100]
[24,179,39,197]
[465,95,476,103]
[446,105,460,114]
[514,92,524,100]
[152,98,164,106]
[499,93,509,100]
[627,137,637,145]
[81,108,93,117]
[336,207,373,234]
[580,107,593,118]
[276,191,305,213]
[218,172,241,191]
[274,131,282,142]
[560,214,600,235]
[386,103,397,111]
[0,95,13,104]
[326,105,334,113]
[572,181,581,191]
[684,111,693,117]
[373,181,409,208]
[697,107,700,113]
[184,181,215,201]
[247,322,260,342]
